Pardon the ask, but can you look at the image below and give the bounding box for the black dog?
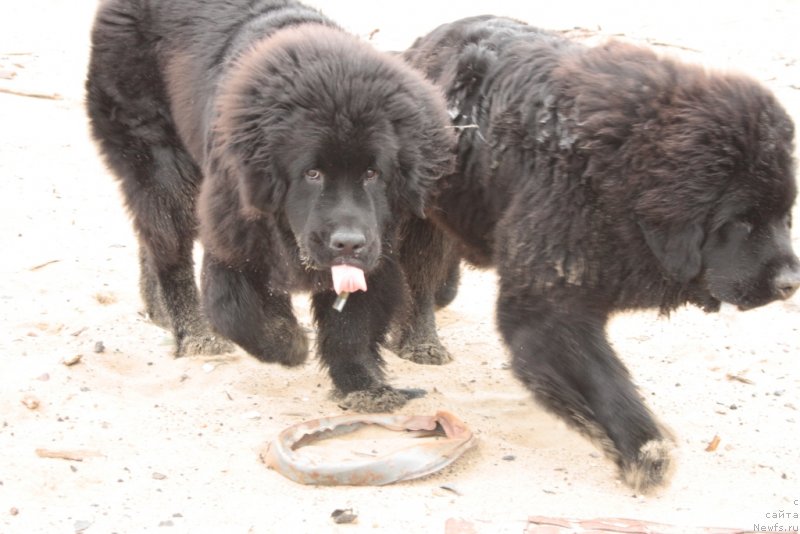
[400,16,800,491]
[86,0,454,411]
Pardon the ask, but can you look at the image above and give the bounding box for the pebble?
[21,395,39,410]
[331,509,358,524]
[63,354,82,366]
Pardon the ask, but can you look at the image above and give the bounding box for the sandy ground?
[1,1,799,532]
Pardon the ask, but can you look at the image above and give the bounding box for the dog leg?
[201,254,308,366]
[87,53,229,356]
[128,176,230,357]
[496,290,675,493]
[138,243,170,330]
[313,260,423,412]
[392,217,456,365]
[434,256,461,309]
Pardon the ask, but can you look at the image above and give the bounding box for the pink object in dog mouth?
[331,265,367,295]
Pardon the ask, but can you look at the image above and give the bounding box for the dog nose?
[329,230,366,255]
[774,264,800,300]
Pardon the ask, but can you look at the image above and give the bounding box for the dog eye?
[304,169,323,182]
[364,168,379,183]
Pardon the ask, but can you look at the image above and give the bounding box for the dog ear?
[639,220,704,283]
[236,155,285,217]
[209,77,289,217]
[214,117,286,217]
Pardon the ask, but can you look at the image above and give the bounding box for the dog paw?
[273,328,310,367]
[621,439,676,494]
[177,333,235,357]
[336,385,425,413]
[396,343,453,365]
[243,326,309,367]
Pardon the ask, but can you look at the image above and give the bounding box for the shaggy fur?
[86,0,454,411]
[400,16,800,491]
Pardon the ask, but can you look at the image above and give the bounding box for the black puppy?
[401,16,800,491]
[86,0,453,411]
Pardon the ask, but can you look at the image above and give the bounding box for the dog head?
[208,24,455,272]
[637,69,799,310]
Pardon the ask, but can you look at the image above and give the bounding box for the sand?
[1,1,798,532]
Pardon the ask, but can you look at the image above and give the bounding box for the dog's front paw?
[621,439,676,494]
[336,385,426,413]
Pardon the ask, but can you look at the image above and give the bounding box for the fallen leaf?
[28,259,60,271]
[705,435,721,452]
[35,448,103,461]
[726,374,754,385]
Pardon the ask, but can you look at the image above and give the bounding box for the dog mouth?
[331,264,368,294]
[299,251,372,273]
[300,233,378,274]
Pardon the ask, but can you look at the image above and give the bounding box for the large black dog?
[86,0,454,411]
[400,16,800,491]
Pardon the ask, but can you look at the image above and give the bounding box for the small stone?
[9,507,18,516]
[152,472,167,480]
[502,455,516,461]
[93,341,105,353]
[63,354,82,366]
[331,509,357,524]
[21,395,39,410]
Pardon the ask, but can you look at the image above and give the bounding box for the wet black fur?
[400,15,800,491]
[85,0,454,411]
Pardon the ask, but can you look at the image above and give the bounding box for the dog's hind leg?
[86,14,230,357]
[392,217,457,365]
[496,288,675,494]
[91,120,229,356]
[88,131,231,356]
